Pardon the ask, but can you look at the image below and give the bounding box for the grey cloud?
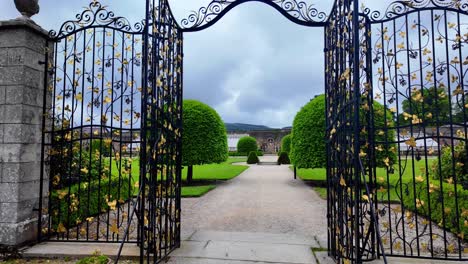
[0,0,390,128]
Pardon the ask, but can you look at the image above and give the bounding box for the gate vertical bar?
[352,0,362,263]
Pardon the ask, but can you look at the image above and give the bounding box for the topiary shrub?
[256,150,264,157]
[277,151,291,165]
[281,134,291,154]
[182,100,228,182]
[237,136,258,155]
[247,151,259,164]
[290,95,327,168]
[290,94,396,168]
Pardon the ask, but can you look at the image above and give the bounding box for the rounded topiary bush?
[247,151,259,164]
[290,94,396,168]
[281,134,291,154]
[182,100,228,181]
[237,136,258,155]
[290,95,327,168]
[277,151,290,165]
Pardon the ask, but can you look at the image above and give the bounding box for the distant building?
[228,133,249,151]
[227,128,291,154]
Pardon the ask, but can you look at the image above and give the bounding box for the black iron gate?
[39,0,467,263]
[326,0,468,263]
[39,0,182,263]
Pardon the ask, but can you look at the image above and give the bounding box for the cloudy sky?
[0,0,390,128]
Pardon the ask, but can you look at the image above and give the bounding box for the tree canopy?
[291,94,396,168]
[182,100,228,167]
[237,136,258,154]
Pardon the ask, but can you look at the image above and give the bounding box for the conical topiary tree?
[182,100,228,182]
[247,151,259,164]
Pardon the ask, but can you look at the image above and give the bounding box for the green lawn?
[106,157,248,197]
[181,185,216,197]
[294,158,463,202]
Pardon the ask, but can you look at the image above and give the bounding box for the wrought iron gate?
[326,0,468,263]
[39,0,182,263]
[39,0,467,263]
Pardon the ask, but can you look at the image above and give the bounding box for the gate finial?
[14,0,40,19]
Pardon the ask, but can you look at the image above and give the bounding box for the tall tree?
[182,100,228,183]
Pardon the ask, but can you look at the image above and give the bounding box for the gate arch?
[178,0,329,32]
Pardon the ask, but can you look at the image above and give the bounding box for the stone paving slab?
[188,230,319,247]
[164,257,306,264]
[170,240,317,264]
[22,242,139,259]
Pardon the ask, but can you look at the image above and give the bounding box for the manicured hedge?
[182,100,228,166]
[290,95,326,168]
[247,151,259,164]
[51,175,131,230]
[277,152,291,165]
[237,136,258,155]
[290,94,396,168]
[281,134,291,154]
[402,180,468,241]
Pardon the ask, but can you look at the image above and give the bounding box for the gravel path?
[180,163,328,245]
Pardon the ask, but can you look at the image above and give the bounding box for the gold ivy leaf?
[415,175,425,183]
[405,137,417,148]
[57,223,67,233]
[384,157,390,168]
[108,200,117,210]
[340,176,346,187]
[81,167,89,174]
[110,223,119,234]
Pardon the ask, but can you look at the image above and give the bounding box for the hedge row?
[51,175,131,230]
[402,180,468,241]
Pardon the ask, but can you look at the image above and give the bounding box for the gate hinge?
[32,207,40,212]
[38,61,46,65]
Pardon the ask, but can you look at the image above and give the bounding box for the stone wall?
[248,129,291,154]
[0,19,51,246]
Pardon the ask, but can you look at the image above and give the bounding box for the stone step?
[169,240,316,264]
[168,230,318,264]
[257,161,279,165]
[187,230,319,247]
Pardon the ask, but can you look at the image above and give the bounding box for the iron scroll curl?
[179,0,328,32]
[49,1,144,39]
[363,0,468,22]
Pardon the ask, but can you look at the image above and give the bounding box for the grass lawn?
[106,157,248,197]
[181,185,216,197]
[313,187,327,199]
[294,158,462,202]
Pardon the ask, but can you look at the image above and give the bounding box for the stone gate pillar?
[0,19,51,246]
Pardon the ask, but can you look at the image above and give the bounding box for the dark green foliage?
[281,134,292,154]
[237,136,258,154]
[432,140,468,184]
[182,100,228,166]
[290,95,327,168]
[51,174,131,230]
[256,150,264,157]
[247,151,259,164]
[403,180,468,242]
[291,94,396,168]
[277,152,291,165]
[90,139,111,157]
[398,87,453,126]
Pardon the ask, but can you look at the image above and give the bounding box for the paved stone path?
[169,158,330,263]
